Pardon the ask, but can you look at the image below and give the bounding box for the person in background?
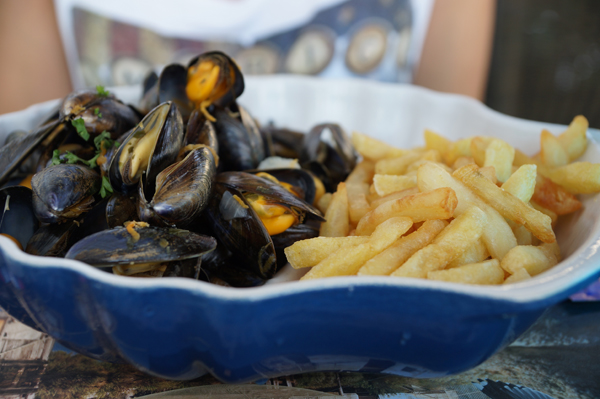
[0,0,495,115]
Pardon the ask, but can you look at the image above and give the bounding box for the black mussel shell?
[0,186,39,249]
[31,164,100,224]
[26,219,80,257]
[60,90,140,139]
[138,147,216,227]
[301,123,357,189]
[159,64,194,121]
[187,51,244,109]
[65,226,217,268]
[200,243,266,287]
[140,71,159,112]
[262,125,305,159]
[249,168,318,205]
[206,182,276,279]
[0,120,65,187]
[213,107,265,171]
[108,102,184,195]
[163,257,203,279]
[271,221,320,270]
[186,109,219,155]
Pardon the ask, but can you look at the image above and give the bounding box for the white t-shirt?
[54,0,435,89]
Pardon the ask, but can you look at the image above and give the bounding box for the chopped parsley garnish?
[96,85,110,97]
[99,175,114,198]
[94,107,102,118]
[71,118,90,141]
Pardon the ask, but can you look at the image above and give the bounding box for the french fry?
[503,267,532,284]
[444,137,472,165]
[302,217,413,279]
[346,160,375,185]
[356,187,457,236]
[453,164,555,243]
[544,162,600,194]
[316,192,333,214]
[352,131,406,161]
[417,162,517,259]
[358,220,448,276]
[346,182,372,224]
[372,174,417,196]
[424,129,451,154]
[501,164,537,203]
[406,159,450,174]
[484,139,515,183]
[512,225,533,245]
[320,183,350,237]
[392,206,486,278]
[540,129,569,168]
[452,156,476,170]
[531,173,582,215]
[470,136,492,166]
[427,259,504,285]
[558,115,588,161]
[285,236,369,269]
[446,238,489,269]
[530,201,558,225]
[369,187,419,209]
[500,242,560,276]
[478,166,497,184]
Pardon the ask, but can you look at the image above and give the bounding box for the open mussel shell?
[206,182,276,279]
[186,109,219,154]
[60,90,140,139]
[140,65,194,121]
[213,107,265,171]
[186,51,244,109]
[0,186,39,249]
[0,120,65,187]
[138,146,216,227]
[31,164,101,224]
[249,168,318,205]
[26,218,81,257]
[301,123,357,190]
[109,102,184,195]
[200,243,266,287]
[65,226,217,268]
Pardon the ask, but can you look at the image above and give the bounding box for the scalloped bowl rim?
[1,76,599,307]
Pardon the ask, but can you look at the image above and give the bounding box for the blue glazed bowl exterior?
[1,77,600,382]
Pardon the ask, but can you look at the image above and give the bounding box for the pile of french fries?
[285,116,596,285]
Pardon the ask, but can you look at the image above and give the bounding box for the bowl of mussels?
[1,51,600,382]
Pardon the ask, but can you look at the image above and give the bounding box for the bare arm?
[414,0,496,101]
[0,0,72,114]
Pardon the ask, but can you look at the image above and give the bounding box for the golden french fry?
[444,137,472,165]
[316,192,333,214]
[427,259,504,285]
[540,129,569,168]
[501,164,537,203]
[470,136,492,166]
[512,224,533,245]
[545,162,600,194]
[424,129,451,154]
[372,174,417,196]
[530,201,558,225]
[358,220,448,276]
[346,182,372,224]
[446,238,489,269]
[558,115,588,161]
[320,183,350,237]
[478,166,497,184]
[453,164,555,243]
[484,139,515,183]
[302,217,413,279]
[417,162,517,259]
[356,187,457,236]
[392,206,486,279]
[503,267,532,284]
[500,242,560,276]
[406,159,450,174]
[369,187,419,209]
[352,131,406,161]
[531,173,582,215]
[374,150,439,175]
[346,160,375,185]
[452,156,476,170]
[284,236,369,269]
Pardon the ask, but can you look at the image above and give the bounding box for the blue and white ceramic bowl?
[1,77,599,382]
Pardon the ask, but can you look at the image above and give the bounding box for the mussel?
[206,171,323,281]
[31,164,101,224]
[0,186,39,249]
[108,102,184,194]
[140,64,194,121]
[65,224,217,278]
